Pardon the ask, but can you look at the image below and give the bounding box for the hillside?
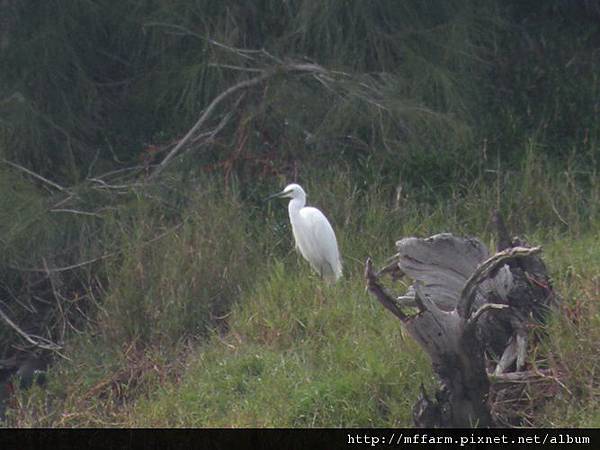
[1,0,599,427]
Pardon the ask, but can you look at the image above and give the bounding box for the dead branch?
[2,159,68,193]
[142,23,264,61]
[458,246,541,318]
[365,228,556,427]
[149,71,273,180]
[488,369,554,384]
[149,60,329,180]
[466,303,510,332]
[365,258,407,321]
[9,253,116,274]
[49,208,104,218]
[208,63,264,73]
[0,303,62,351]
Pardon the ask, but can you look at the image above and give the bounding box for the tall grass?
[4,150,600,426]
[0,0,503,183]
[2,0,600,428]
[132,266,428,427]
[98,186,273,345]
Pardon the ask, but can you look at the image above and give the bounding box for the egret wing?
[299,207,342,279]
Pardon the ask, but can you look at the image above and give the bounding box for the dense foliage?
[2,1,598,184]
[0,0,599,427]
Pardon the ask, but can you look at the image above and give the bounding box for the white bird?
[269,183,342,282]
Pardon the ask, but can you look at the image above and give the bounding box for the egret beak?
[265,190,286,201]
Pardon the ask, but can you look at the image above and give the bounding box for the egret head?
[268,183,306,201]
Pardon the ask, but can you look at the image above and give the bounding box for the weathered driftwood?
[365,216,557,427]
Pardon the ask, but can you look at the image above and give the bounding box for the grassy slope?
[538,234,600,427]
[132,267,427,427]
[8,159,599,427]
[2,1,600,428]
[129,219,600,427]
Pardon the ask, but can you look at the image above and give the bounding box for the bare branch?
[488,369,553,384]
[142,23,273,64]
[43,257,67,342]
[87,177,144,190]
[9,253,115,274]
[365,258,408,321]
[149,71,272,179]
[0,303,62,351]
[50,208,104,218]
[88,164,146,182]
[186,93,244,151]
[149,61,332,180]
[458,246,542,318]
[2,158,68,193]
[466,303,510,332]
[375,257,404,280]
[208,63,264,73]
[516,331,527,371]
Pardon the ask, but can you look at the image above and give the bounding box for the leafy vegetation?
[1,0,599,427]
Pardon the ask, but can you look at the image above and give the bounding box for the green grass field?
[4,157,600,427]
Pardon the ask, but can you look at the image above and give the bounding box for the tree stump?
[365,214,557,427]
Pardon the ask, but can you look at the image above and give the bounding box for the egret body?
[270,184,342,282]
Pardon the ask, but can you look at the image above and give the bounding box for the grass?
[533,233,600,427]
[0,0,512,184]
[128,228,600,428]
[1,2,599,427]
[3,152,600,427]
[132,266,429,427]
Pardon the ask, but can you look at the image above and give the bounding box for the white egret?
[269,183,342,282]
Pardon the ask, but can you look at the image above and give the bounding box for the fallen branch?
[0,303,62,351]
[365,258,407,321]
[49,208,104,218]
[458,246,541,318]
[489,368,562,386]
[9,252,116,274]
[465,303,510,332]
[2,158,68,193]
